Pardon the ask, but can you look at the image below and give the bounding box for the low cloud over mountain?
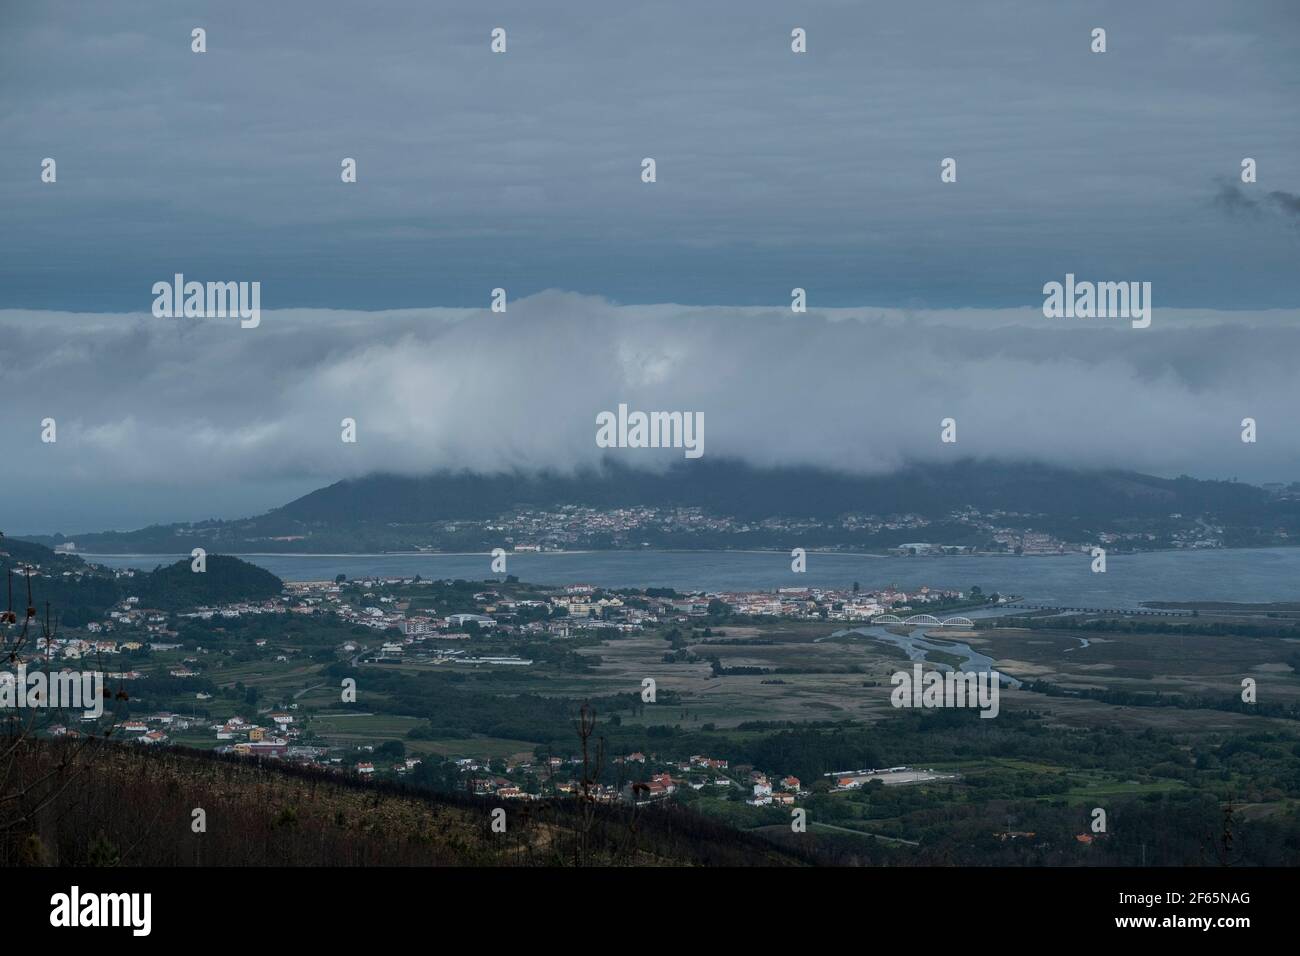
[3,293,1297,531]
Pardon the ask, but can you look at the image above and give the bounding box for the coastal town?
[21,564,983,661]
[46,499,1251,557]
[5,549,994,811]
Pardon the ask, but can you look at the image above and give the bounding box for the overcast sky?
[0,1,1297,532]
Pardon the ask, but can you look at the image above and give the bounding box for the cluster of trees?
[1024,679,1300,721]
[1052,616,1300,639]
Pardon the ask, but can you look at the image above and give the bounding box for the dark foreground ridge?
[2,739,814,867]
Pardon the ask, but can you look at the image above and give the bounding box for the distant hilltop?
[20,458,1300,555]
[0,540,282,621]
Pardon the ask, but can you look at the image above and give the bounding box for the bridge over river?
[873,613,974,627]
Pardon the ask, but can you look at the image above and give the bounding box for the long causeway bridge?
[1000,603,1194,617]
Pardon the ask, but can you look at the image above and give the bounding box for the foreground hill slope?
[3,740,809,867]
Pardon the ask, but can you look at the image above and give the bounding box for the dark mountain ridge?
[20,458,1300,555]
[275,458,1275,523]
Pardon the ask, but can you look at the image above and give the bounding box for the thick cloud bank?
[1,293,1296,530]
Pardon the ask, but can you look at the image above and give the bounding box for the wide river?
[82,547,1300,607]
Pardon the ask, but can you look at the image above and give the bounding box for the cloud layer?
[3,294,1297,531]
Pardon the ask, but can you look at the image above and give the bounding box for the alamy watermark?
[595,403,704,459]
[1042,273,1151,329]
[50,886,150,936]
[890,663,1000,718]
[152,274,261,328]
[0,665,104,719]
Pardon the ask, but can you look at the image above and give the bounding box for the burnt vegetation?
[3,738,811,867]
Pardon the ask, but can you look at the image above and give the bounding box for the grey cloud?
[1213,180,1261,216]
[1267,190,1300,221]
[2,293,1298,531]
[1213,180,1300,224]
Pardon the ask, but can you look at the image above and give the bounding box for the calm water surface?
[82,547,1300,606]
